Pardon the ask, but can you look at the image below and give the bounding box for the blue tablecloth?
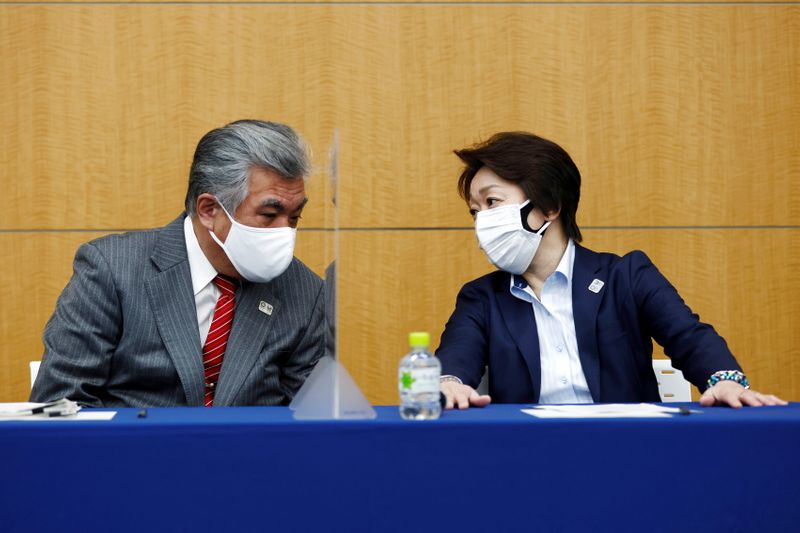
[2,404,799,532]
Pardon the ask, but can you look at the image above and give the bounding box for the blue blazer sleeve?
[624,250,741,390]
[435,278,492,389]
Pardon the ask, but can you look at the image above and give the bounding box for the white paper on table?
[521,403,684,419]
[0,400,116,421]
[0,411,116,421]
[0,411,117,421]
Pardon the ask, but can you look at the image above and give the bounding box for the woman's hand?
[700,380,788,408]
[441,381,492,410]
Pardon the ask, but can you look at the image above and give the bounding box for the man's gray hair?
[185,119,310,215]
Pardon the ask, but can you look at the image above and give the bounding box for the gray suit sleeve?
[278,280,326,402]
[30,242,121,406]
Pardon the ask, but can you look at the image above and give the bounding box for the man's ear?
[195,194,218,230]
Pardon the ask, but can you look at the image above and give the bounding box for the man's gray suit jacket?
[30,214,326,407]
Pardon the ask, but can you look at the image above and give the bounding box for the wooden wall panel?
[1,6,797,230]
[334,6,800,228]
[0,233,101,401]
[0,0,786,5]
[0,228,329,402]
[338,230,800,405]
[0,6,340,230]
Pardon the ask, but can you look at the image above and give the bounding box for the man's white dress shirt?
[183,215,222,346]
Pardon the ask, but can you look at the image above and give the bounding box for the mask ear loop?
[213,196,235,223]
[520,201,552,235]
[519,200,535,232]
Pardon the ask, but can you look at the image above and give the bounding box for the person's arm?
[30,242,121,407]
[699,375,785,407]
[439,377,491,410]
[278,280,326,402]
[436,282,492,410]
[629,250,786,408]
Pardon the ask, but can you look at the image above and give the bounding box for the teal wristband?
[707,370,750,390]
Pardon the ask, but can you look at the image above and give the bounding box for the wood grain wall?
[1,3,798,404]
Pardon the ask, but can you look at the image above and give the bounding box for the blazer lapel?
[146,215,205,406]
[496,277,543,403]
[213,283,281,406]
[572,244,606,402]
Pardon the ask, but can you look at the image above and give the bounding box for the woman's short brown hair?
[455,132,583,242]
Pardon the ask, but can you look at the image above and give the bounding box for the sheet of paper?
[0,401,64,415]
[0,411,116,421]
[0,400,116,421]
[521,403,684,419]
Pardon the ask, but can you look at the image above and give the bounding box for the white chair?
[29,361,41,389]
[476,360,691,402]
[652,359,691,402]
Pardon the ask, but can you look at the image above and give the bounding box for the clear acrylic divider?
[290,130,376,419]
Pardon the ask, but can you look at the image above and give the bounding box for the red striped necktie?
[203,275,237,407]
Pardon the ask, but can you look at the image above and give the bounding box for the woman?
[437,132,786,409]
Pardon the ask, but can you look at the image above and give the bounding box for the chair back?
[29,361,41,390]
[652,359,691,402]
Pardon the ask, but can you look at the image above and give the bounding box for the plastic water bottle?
[398,331,441,420]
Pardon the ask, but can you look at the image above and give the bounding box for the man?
[31,120,325,407]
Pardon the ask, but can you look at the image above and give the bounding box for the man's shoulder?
[80,216,185,267]
[86,227,161,251]
[287,257,323,283]
[266,257,323,292]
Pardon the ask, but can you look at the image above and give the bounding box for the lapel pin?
[258,301,274,316]
[588,279,605,293]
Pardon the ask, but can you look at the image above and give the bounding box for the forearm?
[279,284,326,400]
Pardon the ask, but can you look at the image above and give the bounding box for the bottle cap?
[408,331,430,348]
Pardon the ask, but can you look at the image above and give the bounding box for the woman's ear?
[544,205,562,221]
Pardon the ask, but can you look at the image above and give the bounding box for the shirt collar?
[183,215,219,296]
[558,238,575,284]
[509,239,575,298]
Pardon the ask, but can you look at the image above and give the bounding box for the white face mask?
[208,200,296,283]
[474,200,551,275]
